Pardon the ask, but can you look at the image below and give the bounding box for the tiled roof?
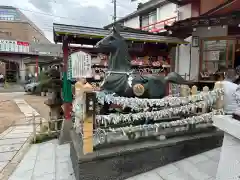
[53,23,188,44]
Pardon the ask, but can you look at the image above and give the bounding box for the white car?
[24,82,40,93]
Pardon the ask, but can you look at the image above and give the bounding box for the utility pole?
[112,0,137,23]
[112,0,117,23]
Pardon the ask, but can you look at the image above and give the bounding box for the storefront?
[165,9,240,86]
[199,37,236,81]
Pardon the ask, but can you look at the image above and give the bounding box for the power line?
[18,7,76,20]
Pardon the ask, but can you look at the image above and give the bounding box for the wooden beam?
[166,11,240,32]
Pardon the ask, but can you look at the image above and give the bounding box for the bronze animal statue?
[95,27,189,99]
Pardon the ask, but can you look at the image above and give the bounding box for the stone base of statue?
[70,127,223,180]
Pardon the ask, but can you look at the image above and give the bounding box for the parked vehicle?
[24,79,40,93]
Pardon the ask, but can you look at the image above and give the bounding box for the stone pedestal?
[213,115,240,180]
[70,129,223,180]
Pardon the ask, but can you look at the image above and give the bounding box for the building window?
[141,10,157,30]
[149,11,157,25]
[0,8,20,21]
[141,15,149,28]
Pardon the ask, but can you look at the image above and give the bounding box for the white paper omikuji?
[96,88,223,111]
[96,101,213,125]
[104,109,223,135]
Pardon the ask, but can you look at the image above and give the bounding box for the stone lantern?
[43,67,64,130]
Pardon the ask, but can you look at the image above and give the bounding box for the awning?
[53,23,188,45]
[202,0,240,16]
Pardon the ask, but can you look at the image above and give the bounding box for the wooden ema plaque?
[83,91,96,155]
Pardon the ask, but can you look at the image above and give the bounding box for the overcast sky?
[0,0,148,41]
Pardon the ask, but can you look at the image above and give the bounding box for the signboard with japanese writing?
[0,39,29,53]
[68,51,92,80]
[67,55,72,80]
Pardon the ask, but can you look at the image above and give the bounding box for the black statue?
[95,27,189,98]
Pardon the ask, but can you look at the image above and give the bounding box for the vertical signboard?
[83,91,96,154]
[67,55,72,80]
[68,51,92,80]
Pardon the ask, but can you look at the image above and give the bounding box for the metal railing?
[31,115,63,142]
[141,17,177,33]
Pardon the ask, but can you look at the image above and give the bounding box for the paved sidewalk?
[130,148,220,180]
[0,85,24,93]
[0,99,41,179]
[10,139,221,180]
[9,140,75,180]
[14,99,39,118]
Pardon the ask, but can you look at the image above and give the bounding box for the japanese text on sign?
[70,51,92,79]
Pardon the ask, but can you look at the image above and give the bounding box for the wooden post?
[202,86,209,113]
[214,81,224,110]
[83,90,96,155]
[191,85,198,113]
[191,85,198,98]
[180,85,190,97]
[32,113,36,143]
[74,78,86,134]
[39,117,43,132]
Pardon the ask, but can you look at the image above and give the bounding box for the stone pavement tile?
[0,138,27,145]
[33,172,55,180]
[8,169,33,180]
[134,171,163,180]
[174,160,211,180]
[13,158,36,176]
[210,154,220,162]
[13,125,32,130]
[38,141,56,151]
[56,161,75,180]
[9,129,32,135]
[37,144,56,160]
[206,177,215,180]
[4,133,31,139]
[56,144,70,163]
[186,154,209,164]
[0,144,23,153]
[195,159,218,178]
[204,149,221,158]
[0,151,17,162]
[37,150,55,161]
[33,159,55,177]
[56,144,70,157]
[204,149,221,162]
[0,161,8,171]
[155,164,179,177]
[160,169,194,180]
[56,154,70,163]
[0,127,15,138]
[22,144,39,160]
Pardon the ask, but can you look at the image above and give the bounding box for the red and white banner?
[0,39,29,53]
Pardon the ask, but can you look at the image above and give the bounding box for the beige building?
[0,6,50,43]
[0,6,56,82]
